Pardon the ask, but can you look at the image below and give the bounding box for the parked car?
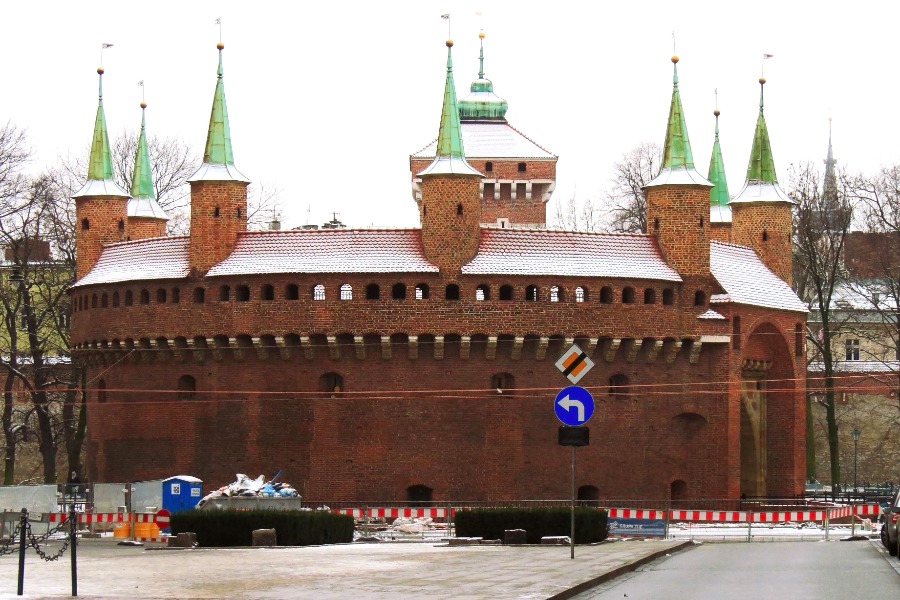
[881,488,900,556]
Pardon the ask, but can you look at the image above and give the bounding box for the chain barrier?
[0,524,22,557]
[26,519,72,562]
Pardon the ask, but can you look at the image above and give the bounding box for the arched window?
[622,287,635,304]
[177,375,196,401]
[236,285,250,301]
[549,286,560,302]
[732,316,742,350]
[125,291,133,306]
[644,289,656,304]
[694,290,706,306]
[171,288,180,304]
[319,372,344,397]
[118,218,125,231]
[415,284,430,300]
[600,286,613,304]
[157,288,167,303]
[313,284,326,301]
[525,285,539,302]
[575,287,585,303]
[219,285,231,301]
[112,291,120,307]
[671,480,688,501]
[261,285,274,301]
[91,294,97,308]
[285,284,299,300]
[97,379,107,404]
[762,230,769,242]
[101,293,108,308]
[213,206,220,217]
[407,484,433,506]
[577,485,600,505]
[608,373,630,399]
[476,284,490,301]
[392,283,406,300]
[662,289,674,306]
[81,218,90,230]
[445,284,460,300]
[140,290,149,305]
[340,284,353,300]
[456,203,463,215]
[366,283,380,300]
[193,287,205,303]
[499,285,514,301]
[491,372,515,394]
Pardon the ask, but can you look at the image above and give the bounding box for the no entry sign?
[154,508,171,529]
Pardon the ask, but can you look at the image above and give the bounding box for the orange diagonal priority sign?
[555,343,594,384]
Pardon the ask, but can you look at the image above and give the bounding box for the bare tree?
[604,142,661,234]
[790,162,853,490]
[550,191,604,232]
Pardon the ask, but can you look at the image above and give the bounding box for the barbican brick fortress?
[70,36,807,503]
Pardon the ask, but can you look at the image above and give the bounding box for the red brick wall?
[645,184,710,276]
[420,176,482,273]
[127,217,167,241]
[75,196,128,280]
[188,181,249,274]
[709,223,732,244]
[731,203,793,284]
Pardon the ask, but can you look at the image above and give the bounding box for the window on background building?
[845,339,860,361]
[485,161,493,172]
[517,162,526,172]
[340,284,352,300]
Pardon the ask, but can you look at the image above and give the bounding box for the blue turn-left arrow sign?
[554,386,595,426]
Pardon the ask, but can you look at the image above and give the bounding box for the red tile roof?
[710,241,806,312]
[72,236,190,288]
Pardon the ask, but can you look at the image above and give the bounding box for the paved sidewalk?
[0,538,691,599]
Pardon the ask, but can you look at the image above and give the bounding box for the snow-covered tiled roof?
[412,122,555,159]
[808,360,899,374]
[206,229,439,276]
[698,309,726,320]
[709,293,732,304]
[462,229,682,281]
[710,241,806,313]
[73,236,190,288]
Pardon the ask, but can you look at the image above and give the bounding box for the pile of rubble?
[196,473,299,508]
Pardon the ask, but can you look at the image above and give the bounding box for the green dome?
[458,33,508,121]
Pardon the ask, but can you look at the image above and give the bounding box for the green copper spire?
[203,43,235,165]
[87,67,115,181]
[745,78,777,183]
[459,32,508,121]
[661,56,695,169]
[708,110,730,206]
[435,40,465,160]
[130,103,155,199]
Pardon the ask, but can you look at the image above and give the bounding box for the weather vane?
[762,53,774,77]
[215,17,222,43]
[100,42,113,66]
[441,13,450,39]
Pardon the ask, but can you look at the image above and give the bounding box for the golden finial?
[140,101,147,109]
[671,55,679,64]
[217,42,225,50]
[479,31,485,39]
[97,67,104,75]
[446,39,453,47]
[714,109,720,117]
[759,77,766,85]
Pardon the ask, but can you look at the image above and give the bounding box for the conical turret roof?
[646,57,711,188]
[127,103,169,221]
[73,67,129,198]
[708,109,732,223]
[417,40,482,178]
[730,77,792,204]
[188,43,249,183]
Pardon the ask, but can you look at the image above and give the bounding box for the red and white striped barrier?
[607,508,666,520]
[669,510,749,523]
[47,512,128,523]
[751,510,825,522]
[135,536,169,543]
[334,507,454,519]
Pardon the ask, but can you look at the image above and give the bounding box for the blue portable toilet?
[162,476,203,514]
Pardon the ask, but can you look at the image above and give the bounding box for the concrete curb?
[546,541,696,600]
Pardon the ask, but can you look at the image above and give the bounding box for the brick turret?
[187,43,250,275]
[73,67,130,280]
[418,40,483,273]
[729,77,794,284]
[644,56,712,277]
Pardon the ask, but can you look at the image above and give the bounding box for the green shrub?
[454,507,607,544]
[170,509,354,547]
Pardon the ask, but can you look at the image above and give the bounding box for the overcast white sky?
[2,1,897,229]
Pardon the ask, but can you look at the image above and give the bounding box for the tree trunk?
[63,365,86,478]
[3,371,16,485]
[805,390,816,482]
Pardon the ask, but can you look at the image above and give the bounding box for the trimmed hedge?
[454,507,608,544]
[170,509,354,547]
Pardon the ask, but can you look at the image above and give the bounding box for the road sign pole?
[570,445,576,559]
